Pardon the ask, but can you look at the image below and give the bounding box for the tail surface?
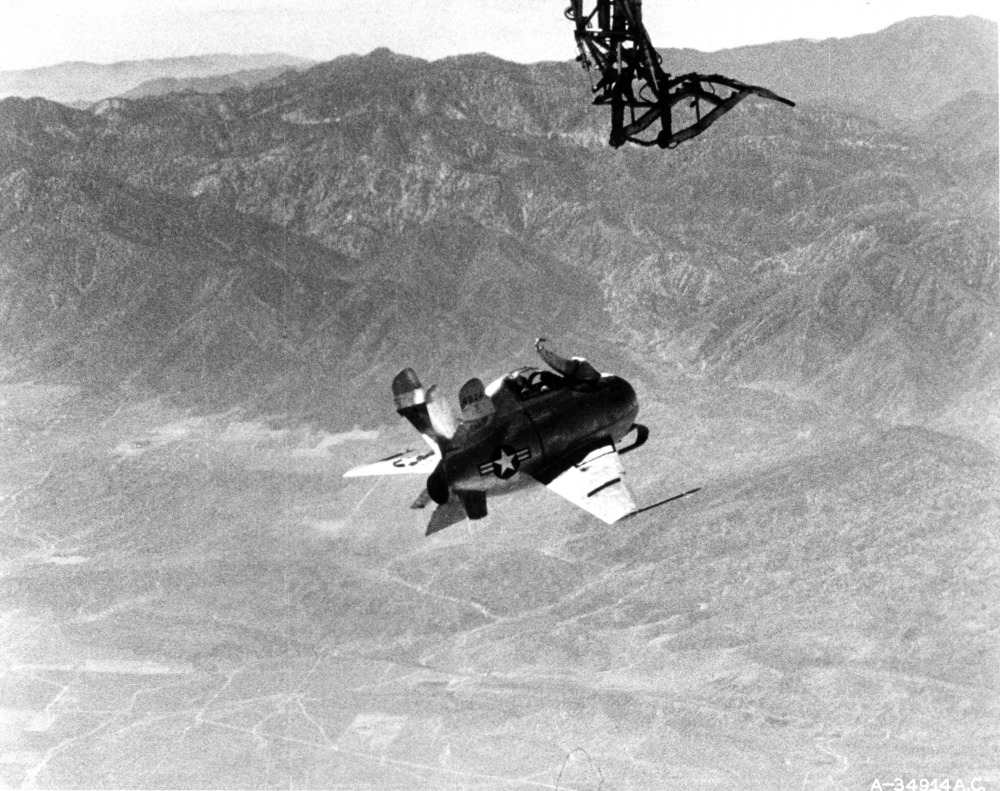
[390,368,488,535]
[458,377,495,424]
[392,368,457,450]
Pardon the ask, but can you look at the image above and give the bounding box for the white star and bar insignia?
[479,445,531,479]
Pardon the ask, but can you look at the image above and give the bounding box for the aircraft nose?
[606,375,638,421]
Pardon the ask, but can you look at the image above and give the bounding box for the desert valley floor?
[1,377,996,790]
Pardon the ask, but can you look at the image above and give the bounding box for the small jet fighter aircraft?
[344,339,693,535]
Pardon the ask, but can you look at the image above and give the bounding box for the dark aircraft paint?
[351,341,675,530]
[443,371,639,499]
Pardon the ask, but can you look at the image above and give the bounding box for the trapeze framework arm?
[565,0,794,148]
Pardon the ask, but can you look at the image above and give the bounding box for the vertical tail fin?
[426,385,458,442]
[459,378,495,424]
[392,368,456,449]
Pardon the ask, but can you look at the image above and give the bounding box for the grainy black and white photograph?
[0,1,997,788]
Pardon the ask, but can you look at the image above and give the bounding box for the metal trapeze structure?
[566,0,795,148]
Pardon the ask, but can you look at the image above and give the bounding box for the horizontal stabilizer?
[343,448,439,477]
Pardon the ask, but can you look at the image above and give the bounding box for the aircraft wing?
[535,444,638,524]
[343,449,439,478]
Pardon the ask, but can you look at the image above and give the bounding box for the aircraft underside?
[345,340,693,535]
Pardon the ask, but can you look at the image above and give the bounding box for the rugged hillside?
[0,53,314,104]
[0,150,355,411]
[661,15,998,124]
[0,17,996,435]
[909,90,1000,218]
[0,19,996,790]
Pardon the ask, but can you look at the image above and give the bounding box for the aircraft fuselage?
[441,371,638,497]
[344,340,672,531]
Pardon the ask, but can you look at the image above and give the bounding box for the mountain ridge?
[0,16,996,439]
[0,53,315,104]
[122,66,313,100]
[0,20,996,785]
[652,14,997,123]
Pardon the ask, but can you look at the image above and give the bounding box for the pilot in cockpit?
[509,368,563,399]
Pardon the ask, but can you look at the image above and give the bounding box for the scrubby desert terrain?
[0,15,997,789]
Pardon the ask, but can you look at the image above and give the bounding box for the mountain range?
[0,16,996,440]
[120,66,316,100]
[661,15,997,123]
[0,16,997,789]
[0,53,314,105]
